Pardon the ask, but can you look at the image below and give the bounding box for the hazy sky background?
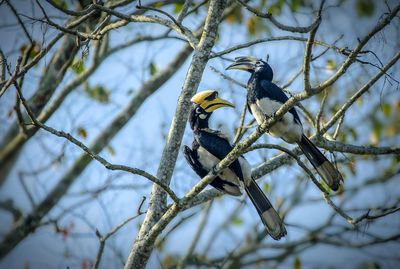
[0,0,399,268]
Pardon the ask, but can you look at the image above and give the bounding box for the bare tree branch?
[124,1,227,268]
[236,0,322,33]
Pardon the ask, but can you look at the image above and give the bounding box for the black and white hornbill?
[227,57,343,191]
[183,90,286,240]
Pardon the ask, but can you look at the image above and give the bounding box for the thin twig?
[237,0,322,33]
[303,1,324,93]
[4,0,34,44]
[332,114,344,140]
[316,89,328,134]
[93,208,146,269]
[0,49,6,82]
[0,56,22,98]
[0,200,22,221]
[18,173,36,208]
[321,51,400,134]
[176,200,213,269]
[12,81,180,203]
[233,102,248,145]
[209,65,246,88]
[177,0,192,23]
[245,143,355,222]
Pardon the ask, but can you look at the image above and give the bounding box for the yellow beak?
[191,91,235,112]
[201,96,235,112]
[225,56,258,71]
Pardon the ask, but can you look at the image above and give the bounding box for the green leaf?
[337,132,347,143]
[246,15,270,36]
[77,127,87,139]
[385,122,398,137]
[381,103,392,117]
[154,2,163,8]
[71,60,84,75]
[294,257,301,269]
[347,162,356,176]
[226,5,243,24]
[396,100,400,111]
[356,97,363,106]
[355,0,375,17]
[326,59,336,71]
[163,255,178,268]
[348,128,358,140]
[85,85,110,104]
[106,145,116,156]
[231,216,243,226]
[263,182,270,192]
[247,15,257,36]
[370,119,383,145]
[261,0,267,7]
[358,262,381,269]
[155,238,164,251]
[290,0,302,12]
[20,42,41,60]
[149,62,157,76]
[267,0,285,15]
[390,155,400,173]
[173,3,183,14]
[52,0,68,9]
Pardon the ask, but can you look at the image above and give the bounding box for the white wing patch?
[250,97,303,143]
[197,146,251,187]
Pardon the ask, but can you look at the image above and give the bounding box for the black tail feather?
[245,179,286,240]
[297,135,343,191]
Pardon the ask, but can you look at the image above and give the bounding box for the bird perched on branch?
[227,56,343,191]
[183,90,286,240]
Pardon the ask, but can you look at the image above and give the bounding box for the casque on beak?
[225,56,258,71]
[191,90,235,113]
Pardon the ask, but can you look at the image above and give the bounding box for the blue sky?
[0,1,399,268]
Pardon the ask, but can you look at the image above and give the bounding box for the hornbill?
[227,57,343,191]
[183,90,286,240]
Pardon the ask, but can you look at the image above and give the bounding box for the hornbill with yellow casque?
[226,56,343,191]
[183,90,286,240]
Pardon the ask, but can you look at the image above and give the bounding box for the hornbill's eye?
[196,107,202,114]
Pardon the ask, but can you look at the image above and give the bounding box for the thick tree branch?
[124,1,227,268]
[0,44,193,260]
[12,86,179,202]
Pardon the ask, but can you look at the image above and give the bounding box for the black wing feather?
[196,131,244,181]
[183,145,241,194]
[259,80,301,124]
[183,145,207,178]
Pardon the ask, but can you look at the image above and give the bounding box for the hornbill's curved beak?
[191,90,235,112]
[226,56,258,71]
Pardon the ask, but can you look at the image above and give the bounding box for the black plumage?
[183,143,241,196]
[183,90,287,240]
[227,57,343,191]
